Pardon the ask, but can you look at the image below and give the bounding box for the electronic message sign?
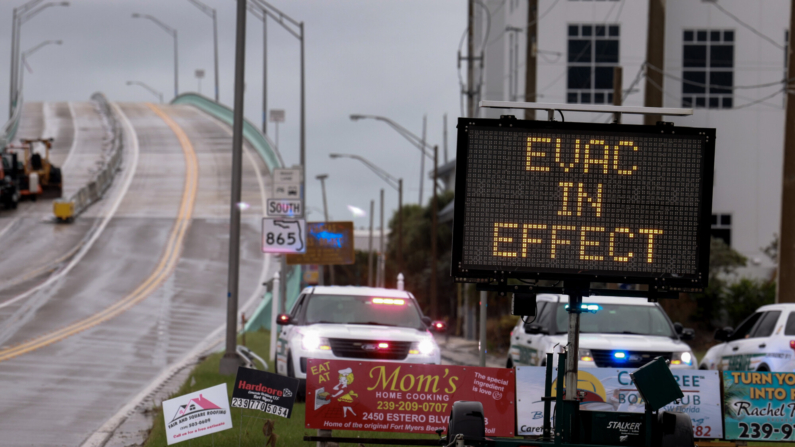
[451,118,715,290]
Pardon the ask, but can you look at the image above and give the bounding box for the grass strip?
[143,330,437,446]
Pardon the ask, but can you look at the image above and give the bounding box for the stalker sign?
[451,118,715,289]
[232,367,300,418]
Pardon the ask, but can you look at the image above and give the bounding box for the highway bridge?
[0,97,280,445]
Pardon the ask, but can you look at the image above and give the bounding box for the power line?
[710,1,784,50]
[645,62,792,91]
[732,88,786,109]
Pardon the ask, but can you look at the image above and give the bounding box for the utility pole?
[317,174,333,285]
[777,0,795,304]
[613,66,623,123]
[643,0,665,125]
[419,115,427,204]
[368,200,375,287]
[219,0,248,375]
[431,146,439,319]
[398,179,404,276]
[443,114,448,163]
[379,188,385,288]
[467,0,476,118]
[524,0,538,120]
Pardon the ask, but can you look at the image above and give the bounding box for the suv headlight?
[671,351,693,366]
[301,333,331,351]
[579,348,594,362]
[410,339,437,356]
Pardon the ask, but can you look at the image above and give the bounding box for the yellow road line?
[0,103,199,362]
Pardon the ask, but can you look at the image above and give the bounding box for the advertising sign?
[516,366,722,438]
[451,119,715,289]
[231,367,300,418]
[305,359,515,436]
[723,371,795,441]
[286,222,355,265]
[162,383,233,445]
[262,218,306,254]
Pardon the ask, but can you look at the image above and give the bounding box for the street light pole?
[249,0,306,220]
[18,40,62,95]
[132,13,178,98]
[316,174,333,285]
[349,114,434,206]
[328,153,404,277]
[126,81,164,104]
[187,0,219,102]
[8,1,68,118]
[219,0,248,376]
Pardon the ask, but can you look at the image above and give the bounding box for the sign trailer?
[452,117,715,291]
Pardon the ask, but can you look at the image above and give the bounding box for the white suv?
[508,294,696,369]
[275,286,442,399]
[700,303,795,372]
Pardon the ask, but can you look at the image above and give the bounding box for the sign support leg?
[479,290,487,366]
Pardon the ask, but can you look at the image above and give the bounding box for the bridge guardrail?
[172,93,303,330]
[53,92,124,220]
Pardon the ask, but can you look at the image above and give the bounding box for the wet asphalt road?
[0,102,275,445]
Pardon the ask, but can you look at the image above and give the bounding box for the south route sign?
[286,221,354,265]
[451,118,715,290]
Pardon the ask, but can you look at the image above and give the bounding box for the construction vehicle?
[0,151,20,209]
[17,138,62,200]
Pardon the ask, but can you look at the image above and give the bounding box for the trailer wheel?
[447,401,485,441]
[657,411,694,447]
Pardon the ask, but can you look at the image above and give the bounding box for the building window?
[682,29,734,109]
[711,213,732,246]
[567,24,620,104]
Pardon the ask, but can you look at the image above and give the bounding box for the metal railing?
[53,92,124,220]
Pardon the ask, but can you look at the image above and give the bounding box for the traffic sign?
[451,118,715,290]
[286,221,354,265]
[267,199,303,217]
[262,218,306,254]
[272,168,302,200]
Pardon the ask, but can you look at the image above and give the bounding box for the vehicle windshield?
[554,303,675,337]
[304,294,424,329]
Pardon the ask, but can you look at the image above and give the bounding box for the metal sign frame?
[451,117,715,291]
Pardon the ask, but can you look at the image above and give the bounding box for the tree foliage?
[384,191,456,317]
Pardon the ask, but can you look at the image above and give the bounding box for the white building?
[470,0,789,278]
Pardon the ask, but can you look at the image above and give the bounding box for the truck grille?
[328,338,411,361]
[590,350,672,368]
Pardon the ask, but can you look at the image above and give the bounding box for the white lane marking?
[0,219,18,242]
[60,102,80,171]
[80,108,274,447]
[0,103,140,310]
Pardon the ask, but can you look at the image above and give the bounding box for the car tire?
[506,358,514,368]
[287,352,306,403]
[699,365,708,370]
[757,365,770,372]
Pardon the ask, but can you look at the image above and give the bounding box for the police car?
[275,286,443,399]
[507,294,696,369]
[700,303,795,371]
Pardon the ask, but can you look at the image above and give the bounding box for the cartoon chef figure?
[332,367,359,417]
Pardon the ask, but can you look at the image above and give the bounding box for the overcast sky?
[0,0,466,227]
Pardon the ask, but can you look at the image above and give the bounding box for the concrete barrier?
[53,92,123,220]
